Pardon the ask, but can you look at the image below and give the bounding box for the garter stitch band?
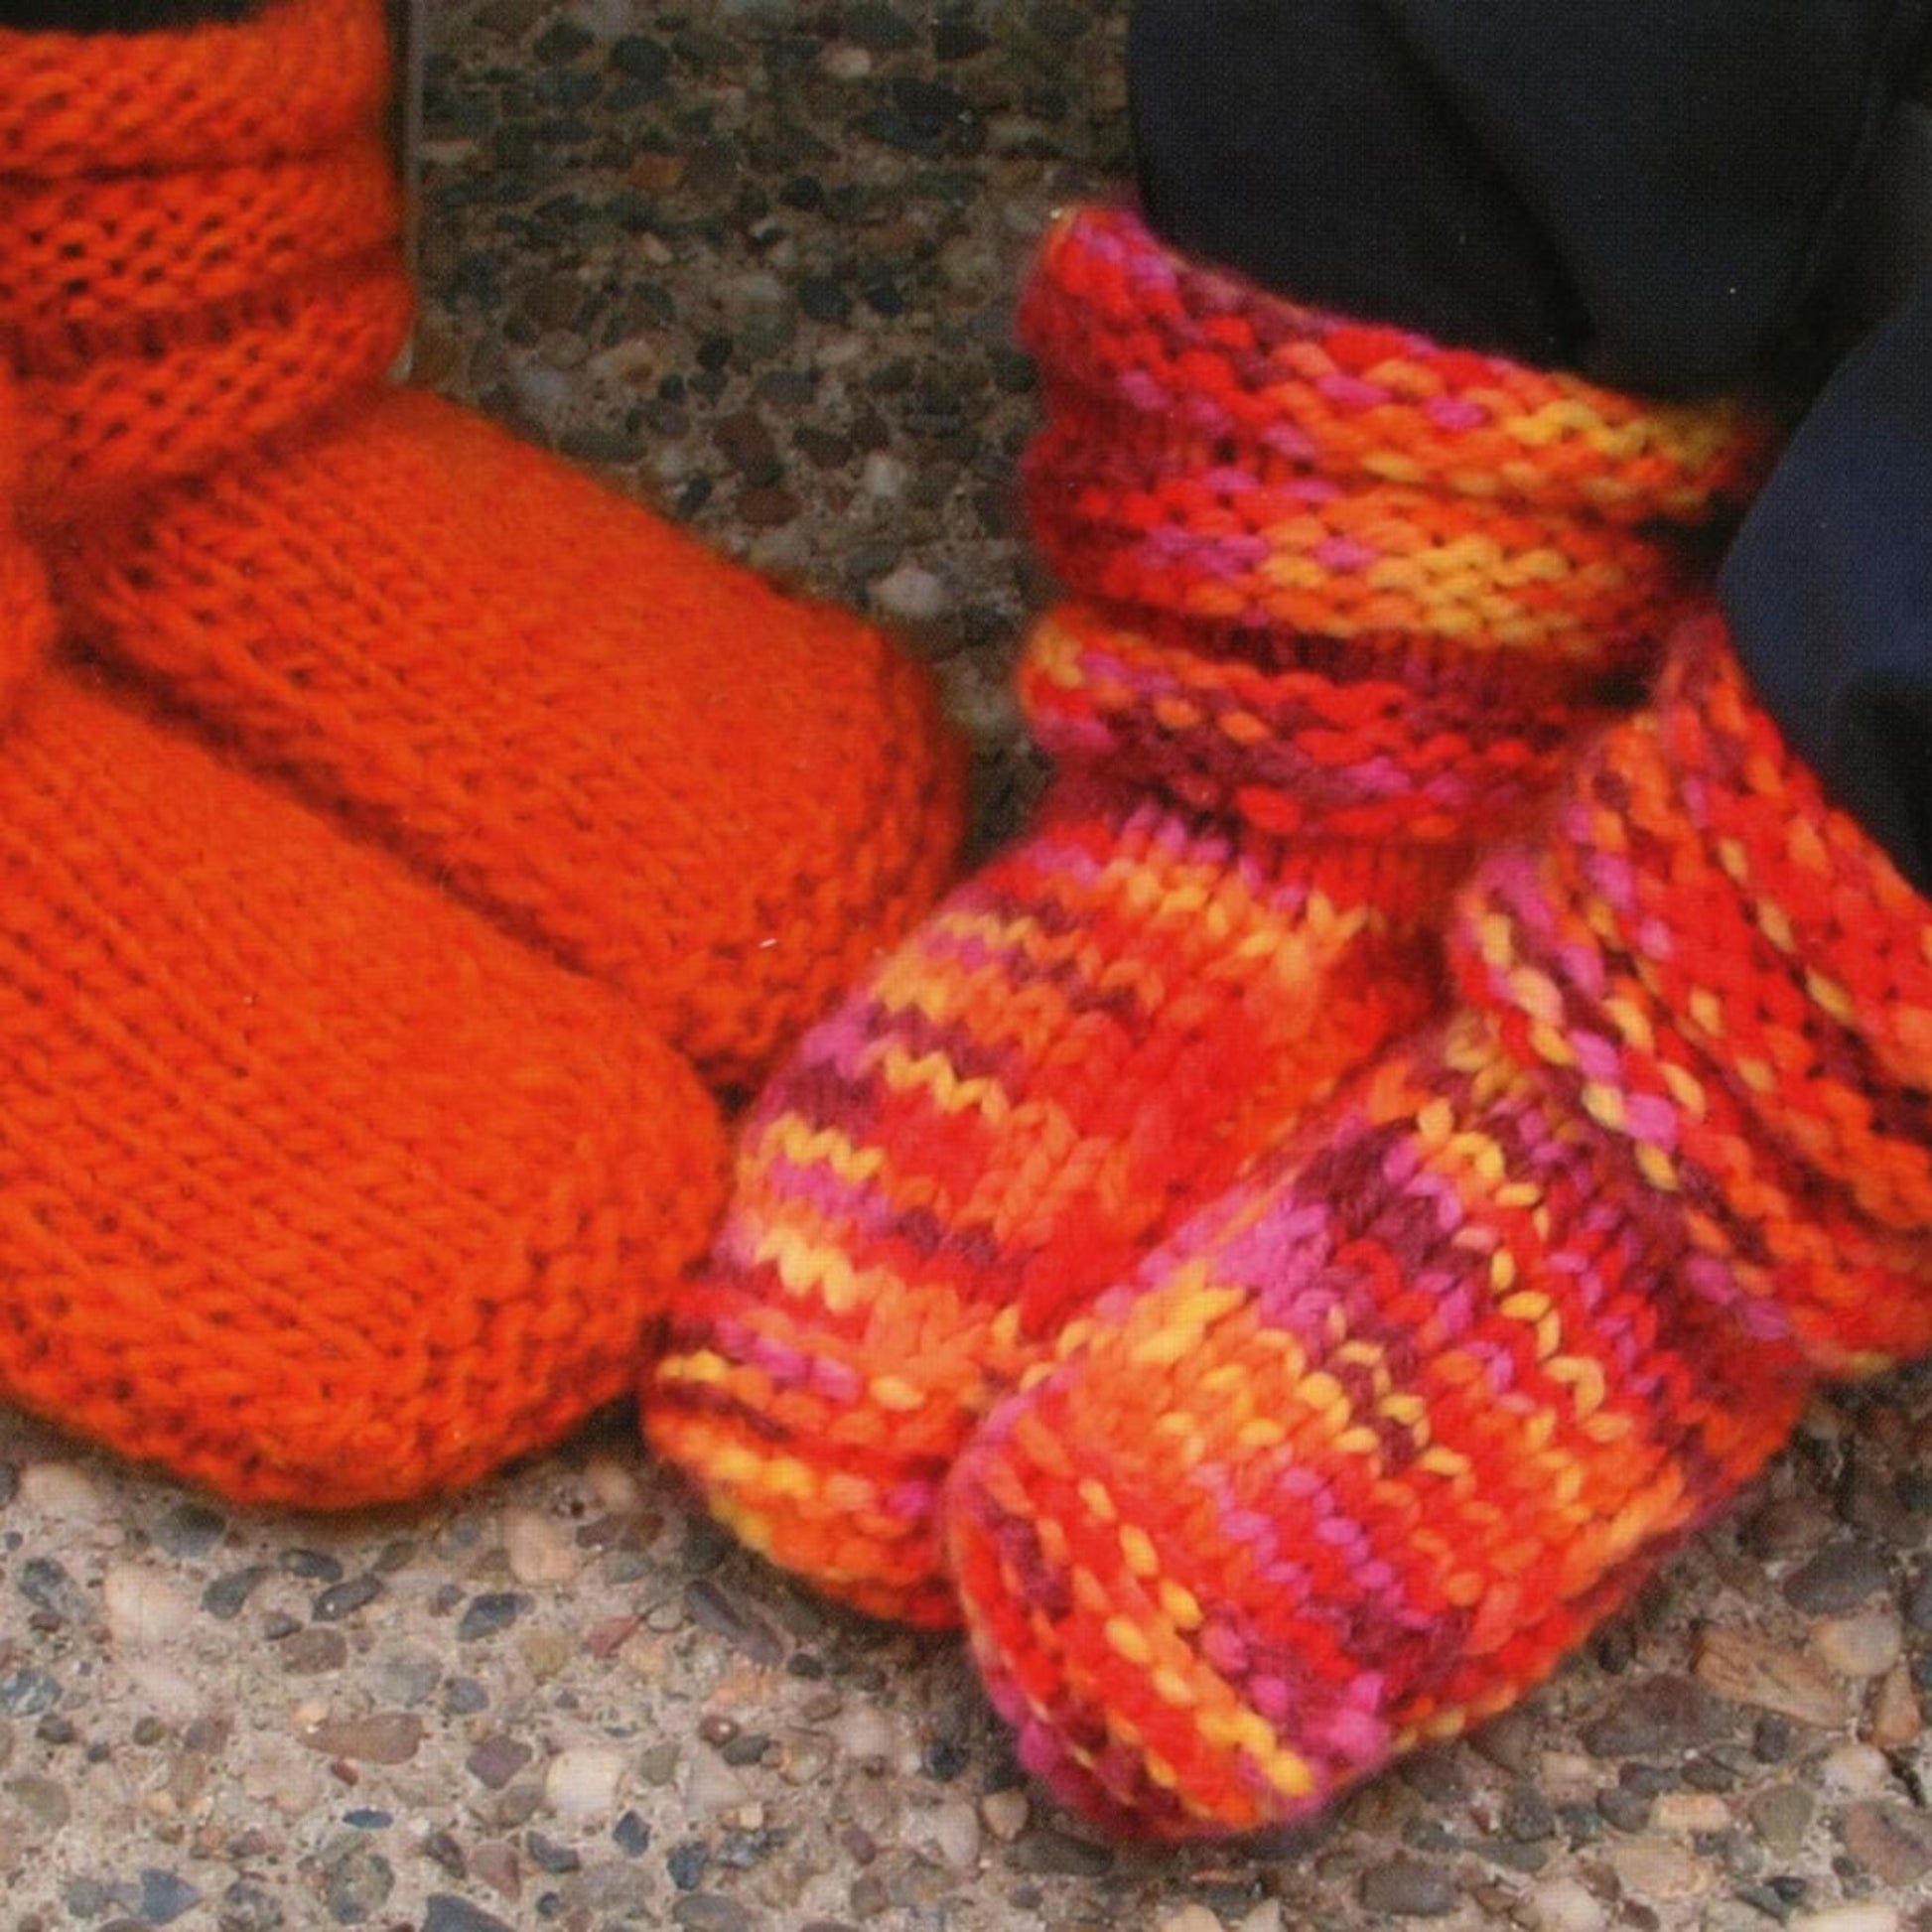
[0,380,729,1505]
[645,207,1776,1623]
[945,616,1932,1838]
[0,0,963,1088]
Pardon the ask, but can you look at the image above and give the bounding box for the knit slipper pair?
[0,0,962,1502]
[641,207,1932,1838]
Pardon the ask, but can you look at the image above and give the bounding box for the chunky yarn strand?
[645,207,1774,1624]
[945,620,1932,1837]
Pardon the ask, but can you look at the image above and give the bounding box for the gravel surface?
[9,3,1932,1929]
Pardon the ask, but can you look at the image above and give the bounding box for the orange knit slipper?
[0,391,728,1506]
[0,0,964,1091]
[644,207,1774,1626]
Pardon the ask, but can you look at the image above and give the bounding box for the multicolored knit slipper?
[0,377,727,1506]
[644,207,1775,1624]
[945,614,1932,1838]
[0,0,962,1089]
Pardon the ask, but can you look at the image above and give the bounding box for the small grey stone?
[319,1842,392,1924]
[1748,1785,1812,1860]
[422,1832,466,1879]
[1397,1751,1469,1803]
[1595,1787,1654,1834]
[442,1676,490,1716]
[203,1567,273,1621]
[610,35,669,83]
[139,1869,201,1925]
[1359,1859,1459,1916]
[312,1576,384,1622]
[1503,1785,1558,1842]
[153,1501,226,1560]
[1581,1676,1727,1757]
[458,1592,527,1641]
[423,1898,515,1932]
[0,1669,60,1718]
[369,1656,440,1708]
[216,1877,285,1931]
[799,277,852,325]
[613,1811,650,1857]
[683,1581,783,1665]
[523,1831,579,1874]
[1782,1539,1892,1613]
[672,1895,756,1932]
[1005,1830,1114,1876]
[17,1558,91,1626]
[842,2,918,50]
[1482,1841,1551,1875]
[281,1548,345,1585]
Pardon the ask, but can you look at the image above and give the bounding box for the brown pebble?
[585,1615,639,1659]
[300,1713,425,1765]
[279,1628,349,1676]
[470,1840,522,1903]
[1840,1802,1932,1886]
[1866,1661,1922,1747]
[738,485,800,528]
[1694,1629,1849,1727]
[1740,1496,1833,1561]
[466,1733,534,1790]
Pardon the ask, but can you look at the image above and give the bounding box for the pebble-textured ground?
[9,3,1932,1929]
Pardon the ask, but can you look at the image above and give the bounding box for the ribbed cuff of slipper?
[1016,207,1780,841]
[0,0,410,514]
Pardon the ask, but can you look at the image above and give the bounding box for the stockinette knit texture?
[945,616,1932,1839]
[0,0,963,1089]
[645,207,1775,1625]
[0,384,728,1505]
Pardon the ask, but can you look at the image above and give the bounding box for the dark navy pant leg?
[1130,0,1929,394]
[1722,266,1932,895]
